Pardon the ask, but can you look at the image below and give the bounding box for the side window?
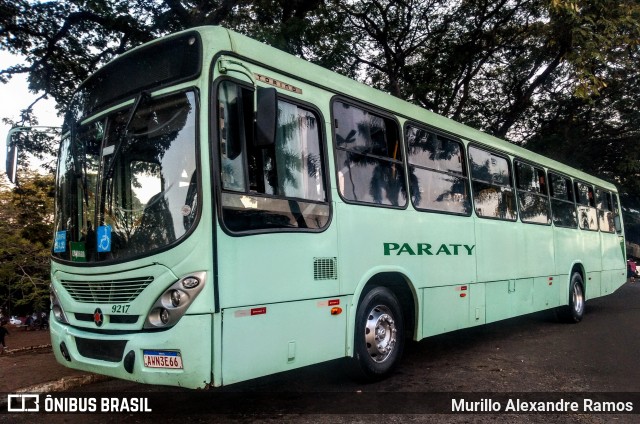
[548,172,577,228]
[575,181,598,231]
[406,125,470,215]
[217,80,329,232]
[613,194,622,234]
[595,188,615,233]
[333,100,406,207]
[468,146,516,220]
[515,161,550,225]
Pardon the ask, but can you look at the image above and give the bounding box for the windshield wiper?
[104,91,151,180]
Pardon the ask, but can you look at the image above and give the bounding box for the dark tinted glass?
[549,173,573,201]
[336,150,407,206]
[406,127,463,174]
[469,147,511,187]
[333,101,406,207]
[472,180,517,220]
[65,33,201,128]
[551,198,578,228]
[409,166,471,214]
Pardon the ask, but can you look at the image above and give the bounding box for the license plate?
[143,350,183,369]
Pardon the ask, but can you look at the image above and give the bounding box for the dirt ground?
[0,325,90,392]
[2,325,51,351]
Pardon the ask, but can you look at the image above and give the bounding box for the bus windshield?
[53,90,199,263]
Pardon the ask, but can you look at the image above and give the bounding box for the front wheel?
[350,286,405,381]
[558,272,585,323]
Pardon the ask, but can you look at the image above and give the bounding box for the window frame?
[513,158,551,226]
[403,121,471,216]
[467,143,517,222]
[595,186,615,234]
[548,170,578,229]
[211,76,332,236]
[612,192,623,234]
[330,95,407,210]
[574,179,599,232]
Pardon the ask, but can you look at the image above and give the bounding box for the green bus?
[34,26,626,388]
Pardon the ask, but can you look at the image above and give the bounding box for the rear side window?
[613,194,622,234]
[468,146,516,220]
[333,100,406,207]
[595,188,615,233]
[548,172,577,228]
[406,125,470,215]
[515,161,550,224]
[575,181,597,231]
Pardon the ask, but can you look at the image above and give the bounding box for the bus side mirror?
[5,128,21,184]
[254,87,277,147]
[614,215,622,233]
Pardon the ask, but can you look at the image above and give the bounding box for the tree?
[0,172,54,317]
[1,0,640,238]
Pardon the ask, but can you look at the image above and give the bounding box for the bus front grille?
[60,277,154,304]
[75,337,127,362]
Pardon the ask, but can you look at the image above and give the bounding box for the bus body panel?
[50,312,213,388]
[220,296,347,385]
[475,218,520,282]
[215,226,339,308]
[336,203,477,294]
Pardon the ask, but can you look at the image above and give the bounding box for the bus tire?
[558,272,585,323]
[350,286,405,381]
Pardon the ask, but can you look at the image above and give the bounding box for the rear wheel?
[350,286,405,381]
[558,272,585,323]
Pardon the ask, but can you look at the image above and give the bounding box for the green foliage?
[1,0,640,239]
[0,172,54,316]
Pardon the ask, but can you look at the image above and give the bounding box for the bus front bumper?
[49,313,213,389]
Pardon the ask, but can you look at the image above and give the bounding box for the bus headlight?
[144,271,206,329]
[50,285,69,324]
[170,290,182,307]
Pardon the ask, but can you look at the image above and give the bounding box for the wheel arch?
[348,270,419,357]
[569,261,586,299]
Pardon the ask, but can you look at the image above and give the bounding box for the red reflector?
[251,307,267,316]
[460,293,467,298]
[328,299,340,306]
[331,307,343,315]
[461,285,468,291]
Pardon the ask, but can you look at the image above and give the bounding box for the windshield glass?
[53,90,199,263]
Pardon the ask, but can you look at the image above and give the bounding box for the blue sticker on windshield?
[54,231,67,253]
[97,225,112,253]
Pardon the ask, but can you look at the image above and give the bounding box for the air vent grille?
[60,277,153,304]
[314,257,338,280]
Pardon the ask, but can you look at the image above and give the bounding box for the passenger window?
[548,172,577,228]
[613,194,622,234]
[406,125,470,215]
[595,188,615,233]
[575,181,597,231]
[333,101,406,207]
[216,80,329,232]
[515,161,550,224]
[468,146,516,220]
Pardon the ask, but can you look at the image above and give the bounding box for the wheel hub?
[365,305,397,363]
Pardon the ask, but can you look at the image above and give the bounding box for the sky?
[0,50,62,174]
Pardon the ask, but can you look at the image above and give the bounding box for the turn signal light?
[330,307,343,315]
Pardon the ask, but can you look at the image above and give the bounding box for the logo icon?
[7,394,40,412]
[93,308,104,327]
